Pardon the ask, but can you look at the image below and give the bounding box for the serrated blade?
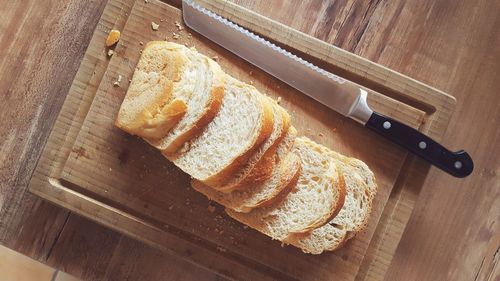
[182,0,373,124]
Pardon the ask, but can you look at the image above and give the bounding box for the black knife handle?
[365,112,473,177]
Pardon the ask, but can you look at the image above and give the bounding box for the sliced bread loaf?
[285,154,377,254]
[115,41,189,139]
[169,76,274,187]
[226,136,346,241]
[192,127,299,213]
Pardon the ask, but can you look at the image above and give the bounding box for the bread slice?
[169,76,274,187]
[226,137,346,241]
[116,41,189,139]
[286,225,348,255]
[198,98,291,193]
[192,126,299,213]
[285,154,377,254]
[146,43,226,154]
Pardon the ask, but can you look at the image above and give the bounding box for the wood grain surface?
[27,0,431,279]
[1,0,499,281]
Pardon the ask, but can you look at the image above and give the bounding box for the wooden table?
[1,0,498,280]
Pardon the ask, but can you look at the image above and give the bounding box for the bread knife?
[182,0,473,178]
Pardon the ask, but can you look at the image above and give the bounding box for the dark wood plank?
[45,215,121,281]
[103,237,222,281]
[45,214,220,281]
[352,1,500,280]
[0,0,107,260]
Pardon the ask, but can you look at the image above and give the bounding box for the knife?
[182,0,473,178]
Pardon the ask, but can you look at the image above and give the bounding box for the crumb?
[105,29,121,47]
[109,168,112,171]
[207,205,216,213]
[144,0,148,3]
[174,21,183,31]
[128,79,132,82]
[249,70,253,75]
[187,33,192,38]
[160,19,164,22]
[185,199,190,206]
[243,225,248,229]
[172,32,180,40]
[219,230,224,235]
[104,190,108,193]
[276,96,282,104]
[212,55,219,61]
[216,246,226,252]
[139,41,144,46]
[107,49,114,57]
[319,132,324,137]
[113,74,122,86]
[168,205,174,210]
[249,80,254,85]
[151,21,159,31]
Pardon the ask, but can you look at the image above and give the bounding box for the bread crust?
[285,156,376,254]
[115,41,188,138]
[201,94,275,187]
[190,128,298,213]
[161,63,226,156]
[288,167,346,236]
[249,152,301,210]
[216,105,291,193]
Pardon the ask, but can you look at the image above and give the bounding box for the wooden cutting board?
[28,0,456,280]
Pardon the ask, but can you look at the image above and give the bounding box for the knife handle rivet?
[454,161,463,169]
[418,141,427,149]
[383,121,391,129]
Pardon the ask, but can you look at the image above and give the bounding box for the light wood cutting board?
[29,0,456,280]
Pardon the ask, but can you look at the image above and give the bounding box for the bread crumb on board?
[107,49,114,57]
[151,21,159,31]
[113,75,122,87]
[105,29,121,47]
[172,32,180,40]
[212,55,219,61]
[174,21,184,31]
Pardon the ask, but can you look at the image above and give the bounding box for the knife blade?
[182,0,473,178]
